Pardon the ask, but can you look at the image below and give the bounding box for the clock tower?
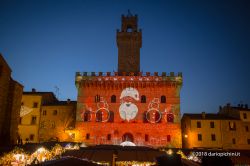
[117,11,142,74]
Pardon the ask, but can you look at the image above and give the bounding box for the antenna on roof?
[127,9,132,16]
[54,86,60,100]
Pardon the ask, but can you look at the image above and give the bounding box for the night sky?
[1,0,250,114]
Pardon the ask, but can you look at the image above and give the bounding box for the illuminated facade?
[39,100,76,142]
[18,90,58,143]
[75,13,183,147]
[182,104,250,150]
[0,54,23,145]
[19,90,76,143]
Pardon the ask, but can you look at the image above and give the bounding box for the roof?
[182,113,240,120]
[23,91,58,105]
[0,53,12,72]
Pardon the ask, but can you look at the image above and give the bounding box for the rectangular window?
[31,116,37,125]
[211,134,216,141]
[107,134,111,141]
[197,121,201,128]
[210,121,215,128]
[229,122,236,131]
[53,110,58,115]
[86,133,90,140]
[246,126,249,132]
[33,102,38,108]
[198,134,202,141]
[248,139,250,145]
[19,117,22,124]
[51,121,55,128]
[29,134,34,141]
[167,135,171,142]
[145,134,149,142]
[42,110,47,116]
[243,113,247,119]
[232,138,236,144]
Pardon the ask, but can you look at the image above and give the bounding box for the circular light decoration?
[146,98,162,123]
[119,87,139,121]
[96,107,110,122]
[95,97,110,122]
[146,108,162,123]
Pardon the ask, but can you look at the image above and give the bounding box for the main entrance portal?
[122,133,134,142]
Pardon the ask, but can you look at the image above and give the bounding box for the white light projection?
[145,98,176,123]
[119,87,139,121]
[80,97,110,122]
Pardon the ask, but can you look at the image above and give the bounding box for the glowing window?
[95,95,100,103]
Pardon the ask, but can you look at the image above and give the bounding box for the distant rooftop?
[182,113,240,120]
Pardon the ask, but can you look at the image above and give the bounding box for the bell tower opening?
[117,10,142,75]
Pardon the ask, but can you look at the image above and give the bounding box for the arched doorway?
[122,133,134,142]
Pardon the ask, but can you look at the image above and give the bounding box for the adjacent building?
[39,99,76,142]
[182,104,250,150]
[0,54,23,145]
[74,13,183,148]
[18,89,76,143]
[18,90,58,143]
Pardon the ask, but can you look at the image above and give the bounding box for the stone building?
[18,90,58,143]
[74,13,183,148]
[39,99,76,142]
[18,89,76,143]
[0,54,23,145]
[182,104,250,150]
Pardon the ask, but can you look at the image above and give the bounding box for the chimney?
[202,112,206,119]
[245,104,248,109]
[32,88,36,92]
[67,99,71,104]
[219,106,222,111]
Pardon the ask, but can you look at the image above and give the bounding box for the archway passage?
[122,133,134,142]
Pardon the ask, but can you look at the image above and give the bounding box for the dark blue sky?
[1,0,250,114]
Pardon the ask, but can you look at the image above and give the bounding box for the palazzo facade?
[74,13,183,148]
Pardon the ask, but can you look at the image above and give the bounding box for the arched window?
[95,95,100,103]
[96,111,102,122]
[155,111,161,123]
[108,111,114,122]
[167,113,174,123]
[141,95,146,103]
[161,96,166,103]
[84,111,91,122]
[111,95,116,103]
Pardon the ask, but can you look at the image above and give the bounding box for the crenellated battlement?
[75,72,183,87]
[76,71,182,77]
